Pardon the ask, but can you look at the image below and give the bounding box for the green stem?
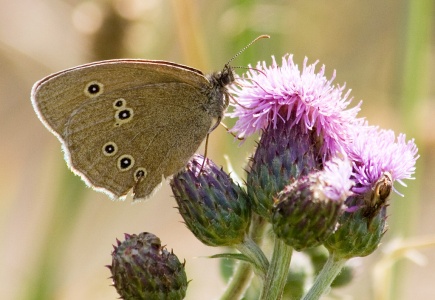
[220,262,253,300]
[236,236,269,278]
[249,213,268,245]
[303,252,347,300]
[220,214,269,299]
[260,237,293,300]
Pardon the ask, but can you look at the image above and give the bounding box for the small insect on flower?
[362,172,393,231]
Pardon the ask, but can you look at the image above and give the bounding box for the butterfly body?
[31,59,234,200]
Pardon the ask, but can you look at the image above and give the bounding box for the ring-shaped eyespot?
[117,154,135,171]
[134,167,147,182]
[102,142,118,157]
[114,108,134,125]
[84,81,104,97]
[113,98,126,109]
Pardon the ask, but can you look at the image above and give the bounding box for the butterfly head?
[218,64,235,87]
[207,64,235,90]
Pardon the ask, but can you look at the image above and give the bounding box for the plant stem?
[220,214,269,299]
[236,236,269,278]
[220,262,253,300]
[250,213,268,245]
[260,237,293,300]
[303,252,347,300]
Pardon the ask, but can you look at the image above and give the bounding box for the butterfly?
[31,59,234,201]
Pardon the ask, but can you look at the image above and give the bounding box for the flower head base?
[109,232,188,300]
[228,55,363,160]
[247,115,319,221]
[325,194,388,259]
[170,154,251,247]
[272,157,352,251]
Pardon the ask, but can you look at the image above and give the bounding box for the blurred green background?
[0,0,433,299]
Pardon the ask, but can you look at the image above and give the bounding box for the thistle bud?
[109,232,187,300]
[170,155,251,247]
[272,157,352,251]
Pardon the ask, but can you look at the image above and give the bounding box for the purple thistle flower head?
[346,124,419,196]
[228,55,363,159]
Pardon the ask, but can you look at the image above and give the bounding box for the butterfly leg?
[208,116,222,133]
[198,133,211,174]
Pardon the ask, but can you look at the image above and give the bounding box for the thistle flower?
[339,124,418,232]
[319,125,418,258]
[170,155,251,247]
[228,54,363,160]
[109,232,188,300]
[272,157,353,250]
[232,55,363,222]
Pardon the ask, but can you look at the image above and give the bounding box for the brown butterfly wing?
[32,60,213,200]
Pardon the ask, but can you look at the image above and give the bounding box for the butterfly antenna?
[226,35,270,66]
[199,35,268,173]
[233,65,267,77]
